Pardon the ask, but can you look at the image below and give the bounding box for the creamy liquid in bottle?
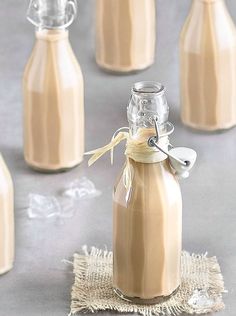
[113,158,182,300]
[96,0,156,73]
[180,0,236,131]
[0,155,14,275]
[113,82,183,303]
[23,0,84,171]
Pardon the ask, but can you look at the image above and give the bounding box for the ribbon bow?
[86,130,169,191]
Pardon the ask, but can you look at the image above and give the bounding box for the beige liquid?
[96,0,156,73]
[23,30,84,171]
[113,159,182,300]
[180,0,236,131]
[0,155,14,275]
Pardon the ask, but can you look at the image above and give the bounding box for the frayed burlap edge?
[69,246,226,316]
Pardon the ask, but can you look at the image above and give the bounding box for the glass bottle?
[113,82,196,304]
[180,0,236,131]
[23,0,84,172]
[0,155,14,275]
[96,0,156,73]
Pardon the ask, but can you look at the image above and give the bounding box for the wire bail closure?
[148,117,189,167]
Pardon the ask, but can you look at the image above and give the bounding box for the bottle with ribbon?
[88,81,197,304]
[23,0,84,172]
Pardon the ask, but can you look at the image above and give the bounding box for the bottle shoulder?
[180,8,236,53]
[23,39,83,90]
[113,160,181,207]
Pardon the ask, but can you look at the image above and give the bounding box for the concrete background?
[0,0,235,315]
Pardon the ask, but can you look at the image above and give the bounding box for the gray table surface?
[0,0,235,315]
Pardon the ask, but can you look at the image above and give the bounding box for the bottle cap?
[27,0,77,29]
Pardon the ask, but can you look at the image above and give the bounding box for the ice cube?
[27,194,75,220]
[62,177,101,200]
[27,194,61,219]
[188,289,214,309]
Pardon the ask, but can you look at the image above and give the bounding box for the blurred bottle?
[180,0,236,131]
[23,0,84,172]
[96,0,156,73]
[0,155,14,275]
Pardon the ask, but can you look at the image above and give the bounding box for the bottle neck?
[129,127,156,141]
[190,0,231,24]
[194,0,223,3]
[189,0,229,25]
[192,0,225,7]
[35,28,69,41]
[127,81,169,139]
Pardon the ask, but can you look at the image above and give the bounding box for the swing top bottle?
[23,0,84,172]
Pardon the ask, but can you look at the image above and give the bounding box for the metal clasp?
[148,117,189,167]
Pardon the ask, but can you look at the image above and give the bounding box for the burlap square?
[70,247,225,316]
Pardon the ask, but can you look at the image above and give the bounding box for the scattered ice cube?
[188,289,214,309]
[27,194,61,219]
[26,177,100,222]
[62,177,101,200]
[27,194,75,220]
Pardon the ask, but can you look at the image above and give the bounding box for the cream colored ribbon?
[86,131,169,190]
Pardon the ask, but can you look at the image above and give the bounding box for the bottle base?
[25,158,83,174]
[181,118,236,133]
[96,60,154,75]
[113,286,180,305]
[0,264,13,275]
